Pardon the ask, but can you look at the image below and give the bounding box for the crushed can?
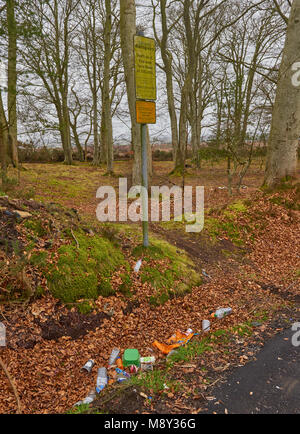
[81,359,95,373]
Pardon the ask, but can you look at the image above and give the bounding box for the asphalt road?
[202,326,300,414]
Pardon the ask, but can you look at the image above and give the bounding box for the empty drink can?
[82,359,95,373]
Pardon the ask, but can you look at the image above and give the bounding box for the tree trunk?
[264,1,300,187]
[159,0,179,165]
[103,0,114,174]
[0,92,8,187]
[7,0,18,168]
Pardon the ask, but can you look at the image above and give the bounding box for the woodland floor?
[0,159,299,414]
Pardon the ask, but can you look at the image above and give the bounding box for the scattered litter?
[81,359,95,373]
[202,320,211,332]
[96,367,108,394]
[153,329,195,355]
[115,368,131,379]
[116,357,124,370]
[202,270,211,279]
[129,365,139,374]
[211,307,232,319]
[108,348,120,367]
[134,259,142,273]
[123,349,140,368]
[116,373,128,383]
[139,392,152,400]
[140,356,155,372]
[74,389,96,407]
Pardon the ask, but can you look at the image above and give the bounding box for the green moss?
[29,251,48,267]
[98,278,114,297]
[77,301,93,315]
[228,200,248,213]
[269,196,300,211]
[134,238,201,306]
[119,272,133,297]
[34,285,45,298]
[24,219,48,237]
[205,217,244,246]
[46,230,126,303]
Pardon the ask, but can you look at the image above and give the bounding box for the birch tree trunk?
[264,0,300,186]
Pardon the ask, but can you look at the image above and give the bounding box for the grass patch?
[168,339,213,363]
[130,369,180,395]
[23,219,48,237]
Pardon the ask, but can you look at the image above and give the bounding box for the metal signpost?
[134,34,156,248]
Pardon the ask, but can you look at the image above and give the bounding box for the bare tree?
[264,0,300,186]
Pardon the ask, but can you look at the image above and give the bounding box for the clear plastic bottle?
[82,389,97,405]
[134,259,142,273]
[74,389,96,407]
[96,367,108,394]
[108,348,120,367]
[213,308,232,319]
[202,320,211,332]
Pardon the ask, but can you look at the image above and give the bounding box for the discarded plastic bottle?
[116,357,124,370]
[202,320,210,332]
[115,368,131,379]
[134,260,142,273]
[74,389,96,407]
[82,389,97,405]
[96,367,108,394]
[212,308,232,319]
[108,348,120,367]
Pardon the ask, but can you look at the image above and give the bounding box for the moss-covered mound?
[46,230,127,303]
[132,238,202,306]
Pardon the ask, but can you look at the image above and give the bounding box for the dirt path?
[201,326,300,414]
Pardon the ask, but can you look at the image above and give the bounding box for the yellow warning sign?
[134,36,156,101]
[136,100,156,124]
